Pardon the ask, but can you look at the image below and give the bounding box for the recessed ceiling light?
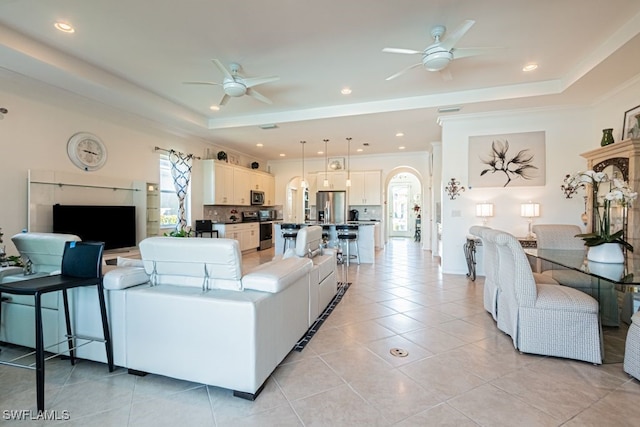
[279,153,286,157]
[54,21,75,33]
[357,148,364,152]
[209,105,220,111]
[341,87,352,95]
[396,132,404,137]
[523,63,538,72]
[256,143,263,147]
[317,151,324,155]
[398,146,406,150]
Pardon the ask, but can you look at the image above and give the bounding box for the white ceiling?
[1,0,640,160]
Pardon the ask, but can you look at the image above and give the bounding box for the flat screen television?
[52,204,136,251]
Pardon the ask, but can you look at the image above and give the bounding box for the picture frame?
[622,104,640,140]
[327,157,345,171]
[468,131,546,188]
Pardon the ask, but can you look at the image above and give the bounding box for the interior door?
[389,184,411,237]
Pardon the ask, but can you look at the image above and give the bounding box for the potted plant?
[564,170,637,262]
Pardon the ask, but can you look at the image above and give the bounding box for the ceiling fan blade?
[439,68,453,81]
[452,47,504,59]
[243,76,280,88]
[182,81,222,86]
[382,47,423,55]
[246,88,273,104]
[440,19,475,51]
[219,94,230,106]
[212,59,234,80]
[385,63,423,81]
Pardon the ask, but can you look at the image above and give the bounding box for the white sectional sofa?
[100,237,313,399]
[1,232,335,400]
[283,225,337,324]
[0,232,81,353]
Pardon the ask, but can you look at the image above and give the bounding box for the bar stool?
[336,224,359,265]
[321,225,331,246]
[414,218,421,242]
[0,241,114,412]
[281,224,301,252]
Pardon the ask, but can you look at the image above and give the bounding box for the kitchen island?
[273,222,378,263]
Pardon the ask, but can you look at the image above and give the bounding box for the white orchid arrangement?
[563,170,637,251]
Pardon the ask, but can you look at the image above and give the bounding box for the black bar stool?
[336,224,359,265]
[0,241,114,412]
[281,224,301,252]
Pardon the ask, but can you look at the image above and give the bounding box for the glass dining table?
[524,248,640,363]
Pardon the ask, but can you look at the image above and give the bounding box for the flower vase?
[587,261,624,281]
[600,128,614,146]
[587,243,624,263]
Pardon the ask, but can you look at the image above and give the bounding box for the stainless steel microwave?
[251,190,265,205]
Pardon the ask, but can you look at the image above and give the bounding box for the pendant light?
[323,139,329,187]
[300,140,307,188]
[345,137,352,187]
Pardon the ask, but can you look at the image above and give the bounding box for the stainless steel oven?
[259,222,273,250]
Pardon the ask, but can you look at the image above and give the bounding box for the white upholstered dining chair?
[492,229,602,364]
[532,224,619,327]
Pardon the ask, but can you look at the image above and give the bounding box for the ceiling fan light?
[423,50,453,71]
[223,81,247,97]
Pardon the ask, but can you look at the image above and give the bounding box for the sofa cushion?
[243,257,312,293]
[104,267,150,290]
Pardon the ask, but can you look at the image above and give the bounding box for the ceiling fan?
[383,20,499,81]
[183,59,279,106]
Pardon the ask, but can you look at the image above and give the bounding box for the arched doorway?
[384,167,427,248]
[285,176,308,223]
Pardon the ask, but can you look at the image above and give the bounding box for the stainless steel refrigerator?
[316,191,346,223]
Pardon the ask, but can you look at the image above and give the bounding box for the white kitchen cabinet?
[203,160,234,205]
[233,167,251,206]
[249,171,275,206]
[316,171,347,191]
[212,223,259,251]
[348,170,381,205]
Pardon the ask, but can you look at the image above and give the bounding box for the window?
[159,156,190,229]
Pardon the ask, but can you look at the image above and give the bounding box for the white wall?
[439,76,640,275]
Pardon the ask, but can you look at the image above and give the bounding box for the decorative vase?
[587,261,624,281]
[587,242,624,263]
[600,128,614,146]
[631,115,640,139]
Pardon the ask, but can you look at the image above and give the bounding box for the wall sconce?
[476,203,494,225]
[521,201,540,238]
[444,178,465,200]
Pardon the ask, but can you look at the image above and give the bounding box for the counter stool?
[0,241,114,412]
[336,224,359,266]
[281,224,301,252]
[321,225,331,246]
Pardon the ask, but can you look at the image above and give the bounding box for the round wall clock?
[67,132,107,171]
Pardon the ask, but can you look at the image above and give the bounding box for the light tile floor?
[2,238,640,426]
